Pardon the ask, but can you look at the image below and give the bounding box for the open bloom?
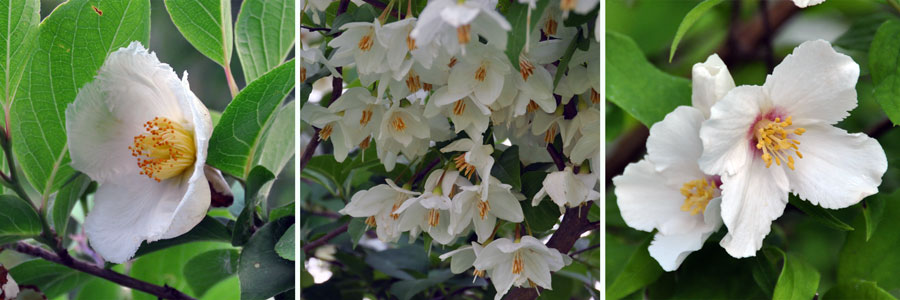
[66,42,216,263]
[441,138,495,198]
[449,178,524,242]
[329,21,389,76]
[411,0,511,55]
[397,169,470,244]
[339,179,421,243]
[439,242,485,276]
[698,40,887,258]
[472,236,569,300]
[532,166,600,210]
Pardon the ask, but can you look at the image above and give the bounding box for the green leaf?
[269,202,295,221]
[276,224,296,261]
[232,208,254,247]
[12,0,150,199]
[131,242,231,300]
[838,189,900,292]
[9,260,92,299]
[773,253,820,300]
[606,237,663,300]
[239,218,295,300]
[50,174,91,236]
[134,216,231,257]
[874,73,900,125]
[76,277,124,300]
[183,249,240,297]
[232,166,276,246]
[552,28,582,89]
[163,0,233,67]
[0,195,42,244]
[823,280,897,300]
[503,0,550,69]
[869,19,900,85]
[388,269,454,300]
[606,31,692,127]
[491,145,521,191]
[253,101,296,201]
[200,276,241,300]
[863,195,886,241]
[0,0,39,106]
[347,217,367,250]
[668,0,723,62]
[207,60,295,178]
[235,0,295,82]
[522,198,561,233]
[834,12,894,53]
[788,196,854,231]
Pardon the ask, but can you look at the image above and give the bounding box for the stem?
[546,144,566,171]
[410,156,441,188]
[11,242,196,300]
[302,223,349,254]
[223,64,239,98]
[300,67,344,171]
[889,0,900,14]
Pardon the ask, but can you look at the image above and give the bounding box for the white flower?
[411,0,511,55]
[299,46,340,83]
[329,87,384,149]
[66,42,215,263]
[397,169,470,244]
[532,166,600,209]
[434,43,512,108]
[425,92,491,140]
[378,102,430,147]
[439,242,485,275]
[1,265,18,299]
[691,54,735,118]
[792,0,825,8]
[567,106,600,164]
[614,106,724,271]
[440,138,495,197]
[698,40,887,258]
[449,178,524,242]
[328,21,389,75]
[472,236,569,300]
[513,55,556,117]
[339,179,421,243]
[301,104,354,162]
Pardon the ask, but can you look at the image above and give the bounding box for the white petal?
[699,85,764,176]
[440,246,476,274]
[427,210,456,245]
[613,159,700,234]
[440,3,480,27]
[786,124,886,209]
[764,40,859,126]
[648,231,707,272]
[449,190,477,234]
[646,106,705,175]
[441,138,475,153]
[691,54,735,118]
[487,184,524,222]
[472,212,497,243]
[719,160,789,258]
[473,68,504,106]
[522,252,553,289]
[339,186,393,217]
[489,260,516,300]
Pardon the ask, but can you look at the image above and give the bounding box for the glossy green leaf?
[50,174,91,236]
[606,31,691,127]
[9,260,92,299]
[863,194,887,241]
[875,73,900,125]
[0,0,39,106]
[12,0,150,199]
[552,28,582,89]
[347,217,366,250]
[869,19,900,85]
[491,145,521,191]
[239,218,295,300]
[253,101,296,201]
[134,216,231,257]
[773,253,820,300]
[183,249,240,297]
[0,195,42,244]
[200,276,241,300]
[207,60,295,178]
[504,0,550,69]
[76,275,125,300]
[788,196,854,231]
[823,280,897,300]
[838,190,900,292]
[669,0,723,62]
[232,166,276,246]
[275,224,296,261]
[235,0,295,82]
[269,202,295,221]
[131,242,231,300]
[163,0,233,67]
[606,237,663,300]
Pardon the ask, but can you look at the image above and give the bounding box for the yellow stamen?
[457,24,471,44]
[424,83,433,91]
[359,136,371,150]
[544,18,558,36]
[454,155,476,179]
[561,0,576,11]
[360,108,373,126]
[390,115,406,132]
[474,64,487,82]
[477,199,491,220]
[755,116,805,170]
[590,88,600,104]
[473,269,485,278]
[318,124,334,141]
[453,99,466,116]
[300,67,307,82]
[680,178,717,215]
[448,57,458,68]
[365,216,377,227]
[519,57,535,81]
[405,69,422,92]
[129,117,196,182]
[427,209,441,227]
[527,100,540,113]
[512,251,524,274]
[406,34,417,51]
[544,123,558,143]
[358,29,375,51]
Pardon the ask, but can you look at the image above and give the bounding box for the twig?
[718,1,799,65]
[299,127,322,171]
[866,117,893,138]
[302,223,350,255]
[759,0,775,73]
[546,144,566,171]
[410,156,441,187]
[605,125,650,186]
[11,242,195,300]
[301,25,332,33]
[571,243,600,256]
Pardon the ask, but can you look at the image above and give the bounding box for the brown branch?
[302,223,350,255]
[11,242,195,300]
[300,66,344,171]
[605,125,649,186]
[546,144,566,171]
[866,117,893,138]
[718,1,799,65]
[410,156,441,187]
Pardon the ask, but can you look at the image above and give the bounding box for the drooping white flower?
[698,40,887,258]
[614,106,724,271]
[66,42,216,263]
[1,265,18,299]
[378,102,430,148]
[397,169,470,244]
[440,138,495,197]
[329,87,385,149]
[299,46,340,83]
[411,0,511,55]
[449,178,524,242]
[438,242,485,276]
[792,0,825,8]
[425,92,491,140]
[301,104,354,162]
[532,166,600,210]
[339,179,421,243]
[512,55,556,117]
[567,106,600,164]
[328,21,389,76]
[472,236,569,300]
[433,43,512,109]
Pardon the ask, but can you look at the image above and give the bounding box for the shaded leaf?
[275,224,296,261]
[669,0,723,62]
[183,249,240,297]
[0,195,42,244]
[239,218,295,300]
[164,0,233,67]
[235,0,295,82]
[134,216,231,257]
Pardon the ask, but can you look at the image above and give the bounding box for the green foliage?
[134,216,232,257]
[131,242,231,300]
[606,237,663,300]
[347,217,367,250]
[491,145,521,191]
[49,174,91,236]
[12,0,150,198]
[9,260,93,299]
[388,269,454,300]
[837,190,900,292]
[503,0,550,70]
[239,218,295,300]
[184,249,240,297]
[207,60,295,178]
[235,0,295,82]
[76,277,125,300]
[163,0,233,67]
[0,195,42,244]
[823,280,897,300]
[0,0,39,106]
[773,250,821,300]
[275,224,296,261]
[870,19,900,125]
[669,0,723,62]
[788,196,854,231]
[233,166,276,246]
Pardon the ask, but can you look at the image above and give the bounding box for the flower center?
[527,100,540,113]
[519,57,535,81]
[454,155,476,179]
[390,115,406,132]
[457,24,471,44]
[300,67,307,82]
[512,251,524,274]
[561,0,576,11]
[477,199,491,220]
[680,178,717,215]
[473,269,485,278]
[405,69,422,92]
[365,216,377,227]
[590,88,600,104]
[755,116,805,170]
[358,29,375,51]
[129,117,196,182]
[359,136,372,150]
[544,123,558,143]
[448,57,458,68]
[474,63,487,82]
[318,124,334,141]
[453,99,466,116]
[406,34,417,51]
[426,209,441,227]
[544,18,558,36]
[360,108,373,126]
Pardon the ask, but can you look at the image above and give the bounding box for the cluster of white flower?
[614,40,887,271]
[303,0,599,298]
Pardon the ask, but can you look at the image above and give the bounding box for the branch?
[11,242,195,300]
[302,223,350,255]
[546,144,566,171]
[718,1,799,65]
[605,125,649,186]
[300,25,332,33]
[300,67,344,171]
[410,156,441,187]
[866,117,893,138]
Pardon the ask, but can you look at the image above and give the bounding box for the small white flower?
[567,106,600,164]
[699,40,887,258]
[440,138,495,197]
[411,0,511,55]
[301,104,354,162]
[438,242,486,276]
[434,43,512,108]
[425,92,491,141]
[397,169,470,244]
[377,102,430,147]
[512,55,556,117]
[299,46,340,83]
[449,178,524,242]
[328,21,389,75]
[339,179,421,243]
[691,54,735,118]
[66,42,216,263]
[329,87,385,149]
[792,0,825,8]
[532,166,600,209]
[472,236,569,300]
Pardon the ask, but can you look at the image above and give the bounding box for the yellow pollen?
[454,155,476,179]
[424,83,433,91]
[544,123,558,143]
[474,64,487,82]
[544,18,558,36]
[406,69,422,92]
[300,67,307,82]
[390,115,406,132]
[359,136,371,150]
[527,100,540,113]
[519,57,535,81]
[457,24,471,44]
[318,124,334,141]
[128,117,196,182]
[406,34,417,51]
[391,195,405,220]
[561,0,576,11]
[360,108,373,126]
[427,209,441,227]
[755,116,805,170]
[358,30,375,51]
[512,251,524,274]
[453,99,466,116]
[473,269,485,278]
[680,178,717,215]
[448,57,458,68]
[365,216,377,227]
[477,199,490,220]
[590,88,600,104]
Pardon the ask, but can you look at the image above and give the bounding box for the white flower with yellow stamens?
[328,21,389,76]
[396,169,470,244]
[566,105,600,164]
[66,42,218,263]
[301,104,354,162]
[512,55,556,117]
[378,102,430,148]
[410,0,511,56]
[532,166,600,210]
[555,40,600,104]
[449,178,524,243]
[425,89,490,141]
[698,40,887,258]
[438,242,487,279]
[329,87,384,150]
[440,138,495,199]
[531,109,571,146]
[339,179,421,243]
[472,236,569,300]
